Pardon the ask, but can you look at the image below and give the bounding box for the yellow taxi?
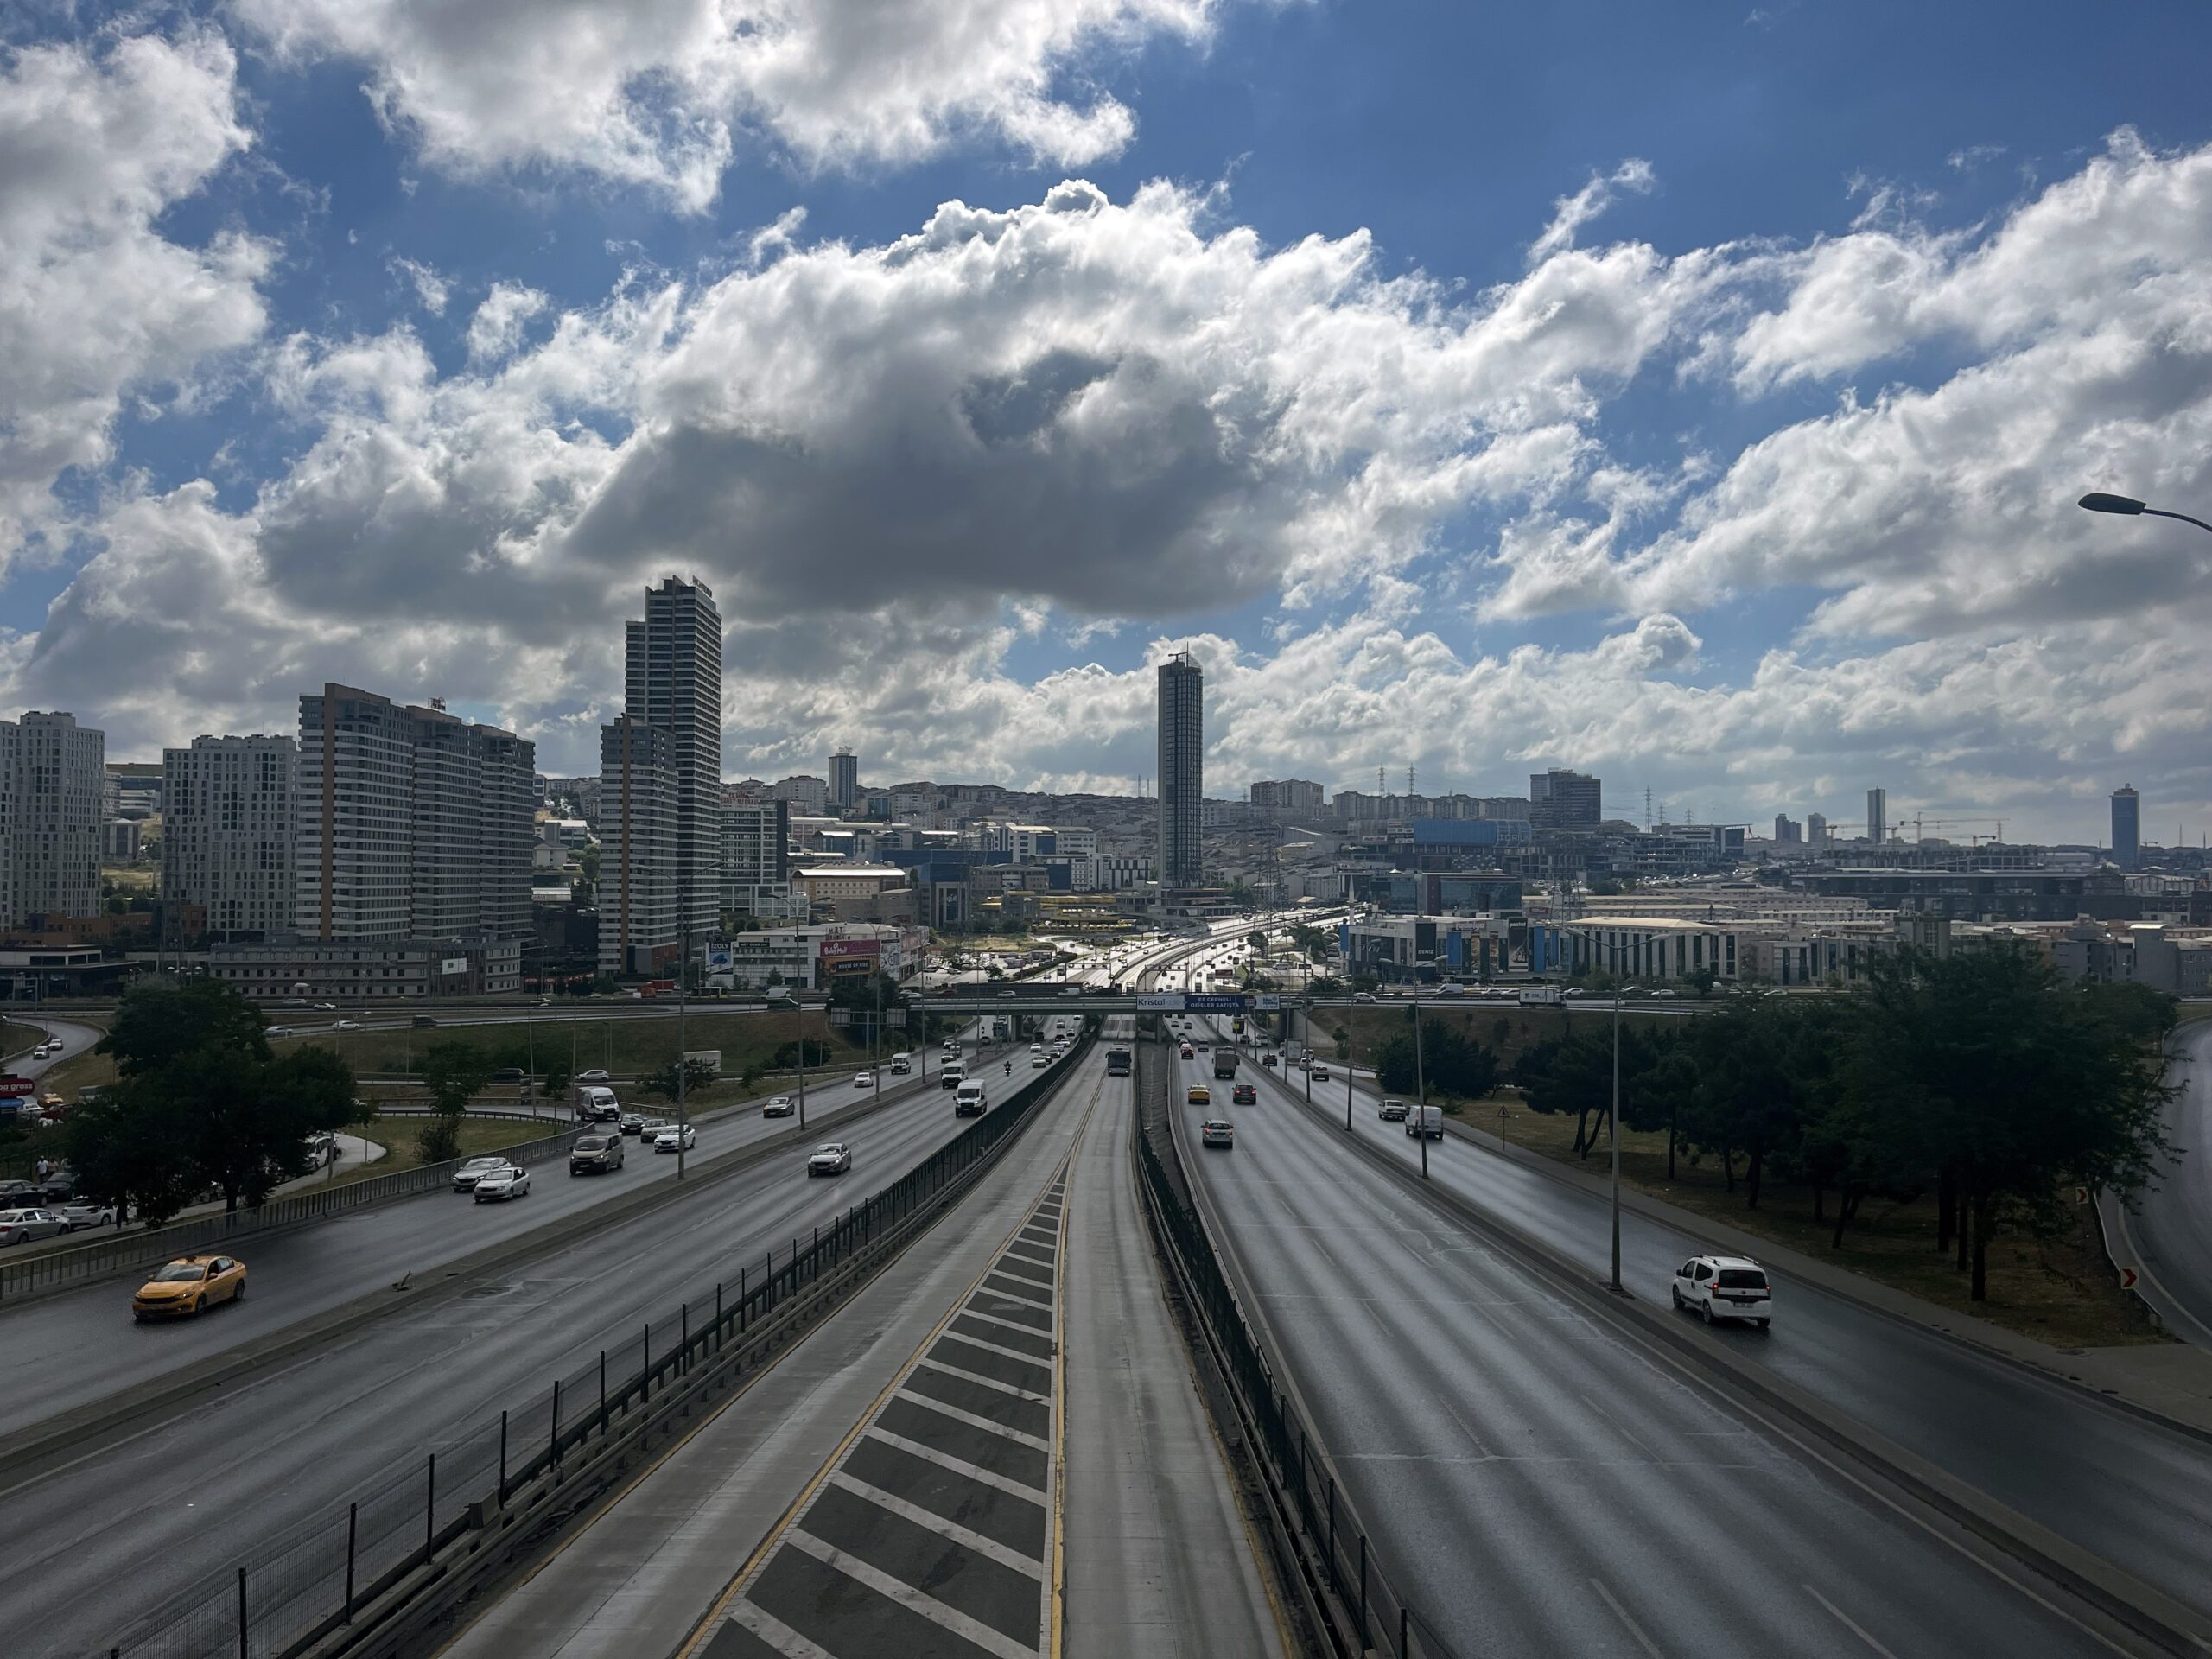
[132,1255,247,1321]
[1186,1084,1211,1105]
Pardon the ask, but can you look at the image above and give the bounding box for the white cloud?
[0,29,268,564]
[231,0,1236,212]
[1529,157,1656,264]
[391,255,451,315]
[465,283,551,363]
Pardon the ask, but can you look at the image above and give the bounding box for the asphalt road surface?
[0,1020,1087,1656]
[0,1026,1029,1443]
[1203,1016,2212,1630]
[2121,1022,2212,1344]
[1171,1041,2130,1658]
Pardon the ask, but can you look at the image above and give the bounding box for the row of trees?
[1510,945,2176,1299]
[67,982,367,1224]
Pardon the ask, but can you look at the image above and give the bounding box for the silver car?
[0,1208,67,1245]
[806,1142,853,1177]
[472,1165,531,1203]
[452,1155,510,1192]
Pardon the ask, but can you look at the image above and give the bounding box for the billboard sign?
[1254,995,1282,1011]
[0,1074,33,1097]
[706,944,733,972]
[439,957,468,976]
[818,938,881,961]
[1135,994,1183,1011]
[1135,994,1249,1013]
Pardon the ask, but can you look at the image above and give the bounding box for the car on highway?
[0,1207,67,1245]
[452,1155,512,1192]
[1352,992,1376,1004]
[264,1024,291,1037]
[1261,1052,1277,1068]
[763,1095,797,1117]
[1231,1082,1256,1104]
[1200,1118,1236,1148]
[1434,984,1463,998]
[472,1165,531,1202]
[1311,1065,1332,1082]
[132,1255,245,1320]
[1032,1051,1049,1067]
[1563,988,1586,999]
[1672,1255,1772,1327]
[54,1199,117,1230]
[578,1068,611,1083]
[619,1112,648,1135]
[853,1071,874,1089]
[1179,1044,1194,1060]
[1186,1084,1211,1105]
[1378,1097,1409,1122]
[807,1141,853,1177]
[332,1019,360,1030]
[653,1123,697,1154]
[569,1133,625,1175]
[890,1052,912,1074]
[997,989,1016,999]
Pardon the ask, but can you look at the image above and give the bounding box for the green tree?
[1686,964,1719,1000]
[640,1057,718,1100]
[99,979,270,1076]
[541,1065,570,1102]
[185,1046,364,1211]
[417,1041,493,1164]
[63,1078,203,1225]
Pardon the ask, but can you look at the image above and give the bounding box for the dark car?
[1231,1083,1256,1105]
[491,1067,526,1084]
[569,1133,625,1175]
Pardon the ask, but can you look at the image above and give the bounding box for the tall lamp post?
[1609,979,1637,1294]
[676,924,689,1181]
[1411,969,1429,1180]
[2078,492,2212,536]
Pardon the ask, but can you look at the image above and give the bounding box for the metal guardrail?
[1134,1038,1456,1659]
[100,1028,1094,1659]
[0,1123,582,1305]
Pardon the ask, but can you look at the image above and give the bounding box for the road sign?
[1254,995,1282,1011]
[1185,995,1249,1013]
[2120,1267,2139,1291]
[2074,1185,2090,1205]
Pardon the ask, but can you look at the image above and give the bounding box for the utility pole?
[1412,969,1428,1180]
[676,923,689,1179]
[1609,979,1624,1292]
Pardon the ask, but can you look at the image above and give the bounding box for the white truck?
[1406,1103,1445,1139]
[1518,986,1564,1007]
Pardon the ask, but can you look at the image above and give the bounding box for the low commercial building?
[1341,914,1512,981]
[711,924,924,989]
[207,937,524,999]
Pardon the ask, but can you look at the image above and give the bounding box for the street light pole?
[676,923,689,1180]
[1413,969,1428,1181]
[2079,492,2212,536]
[1609,979,1624,1293]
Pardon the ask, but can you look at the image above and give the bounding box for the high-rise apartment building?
[0,711,104,927]
[1807,811,1829,846]
[601,578,723,969]
[1866,787,1888,845]
[2112,784,2141,872]
[601,715,677,974]
[1529,768,1601,829]
[163,735,296,942]
[1156,652,1204,888]
[1773,814,1802,844]
[296,685,535,944]
[624,577,723,936]
[830,749,859,814]
[1249,779,1325,817]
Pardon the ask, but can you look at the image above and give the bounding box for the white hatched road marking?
[975,1282,1055,1313]
[916,1357,1052,1405]
[868,1414,1054,1503]
[827,1471,1046,1579]
[895,1387,1053,1452]
[728,1597,839,1658]
[939,1328,1058,1369]
[957,1306,1054,1340]
[785,1527,1037,1659]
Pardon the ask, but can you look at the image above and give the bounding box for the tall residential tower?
[1156,652,1204,888]
[2112,784,2141,871]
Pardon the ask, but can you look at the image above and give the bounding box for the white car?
[807,1142,853,1177]
[452,1155,510,1192]
[332,1020,359,1031]
[54,1200,117,1230]
[473,1165,531,1202]
[762,1095,797,1117]
[264,1025,291,1038]
[1032,1052,1049,1067]
[1672,1255,1772,1328]
[1352,992,1376,1004]
[653,1124,697,1153]
[853,1071,874,1090]
[1200,1118,1236,1148]
[578,1068,611,1083]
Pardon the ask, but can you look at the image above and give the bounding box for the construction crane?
[1909,815,2005,843]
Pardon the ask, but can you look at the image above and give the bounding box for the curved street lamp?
[2079,492,2212,537]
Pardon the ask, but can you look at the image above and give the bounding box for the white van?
[576,1084,620,1122]
[954,1080,988,1117]
[941,1061,966,1090]
[890,1052,912,1075]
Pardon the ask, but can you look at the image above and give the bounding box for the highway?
[1194,1014,2212,1633]
[0,1021,1012,1440]
[2120,1021,2212,1345]
[1166,1035,2135,1657]
[0,1019,1088,1655]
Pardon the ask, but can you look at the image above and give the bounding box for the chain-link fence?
[101,1030,1092,1658]
[1134,1027,1460,1659]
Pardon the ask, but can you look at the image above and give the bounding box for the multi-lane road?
[1166,1025,2162,1656]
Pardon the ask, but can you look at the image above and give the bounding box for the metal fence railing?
[99,1028,1093,1659]
[1134,1034,1457,1659]
[0,1122,582,1305]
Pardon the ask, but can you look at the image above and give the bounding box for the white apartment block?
[0,711,105,928]
[162,735,296,942]
[295,684,536,944]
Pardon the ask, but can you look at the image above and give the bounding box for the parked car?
[763,1095,797,1117]
[569,1133,625,1175]
[1672,1255,1772,1328]
[1378,1098,1410,1122]
[452,1155,510,1192]
[653,1124,697,1154]
[54,1199,117,1230]
[577,1068,612,1083]
[132,1255,246,1319]
[1232,1083,1256,1105]
[473,1165,531,1203]
[807,1141,853,1177]
[1200,1118,1236,1148]
[0,1207,67,1245]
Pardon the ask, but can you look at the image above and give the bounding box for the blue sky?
[6,1,2212,842]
